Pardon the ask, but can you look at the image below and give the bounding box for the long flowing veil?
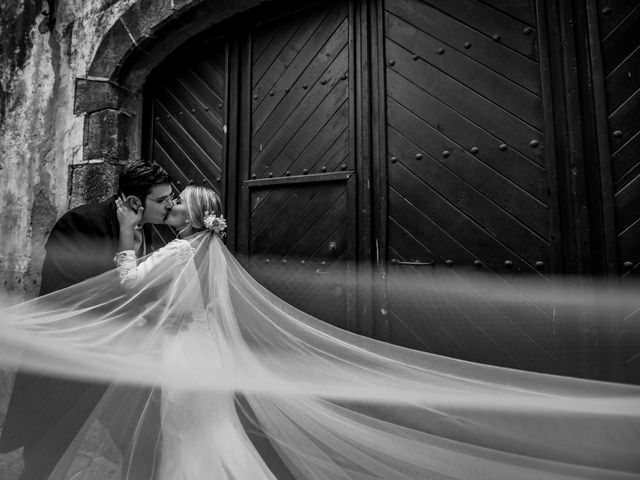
[0,232,638,479]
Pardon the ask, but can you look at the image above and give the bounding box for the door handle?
[390,258,435,266]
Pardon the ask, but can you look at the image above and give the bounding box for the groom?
[0,160,173,479]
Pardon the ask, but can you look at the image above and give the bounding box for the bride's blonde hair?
[181,186,222,231]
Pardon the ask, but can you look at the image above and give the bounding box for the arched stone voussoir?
[78,0,269,165]
[87,0,186,80]
[118,0,185,43]
[86,0,267,87]
[87,17,137,80]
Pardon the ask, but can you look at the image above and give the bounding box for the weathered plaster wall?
[0,0,136,301]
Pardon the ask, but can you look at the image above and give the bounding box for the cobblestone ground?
[0,449,22,480]
[0,372,121,480]
[1,372,22,480]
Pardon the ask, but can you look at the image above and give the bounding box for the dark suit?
[0,196,158,479]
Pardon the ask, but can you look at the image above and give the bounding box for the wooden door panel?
[601,3,640,74]
[387,185,559,366]
[386,271,561,371]
[612,133,640,191]
[251,185,346,253]
[593,0,640,381]
[386,0,540,93]
[386,102,549,236]
[153,104,223,177]
[473,0,535,26]
[254,78,349,178]
[386,96,547,202]
[248,180,350,328]
[251,2,349,161]
[252,77,349,177]
[595,1,640,277]
[605,47,640,112]
[155,80,225,146]
[385,65,543,166]
[385,14,543,129]
[145,40,227,245]
[244,1,355,329]
[252,6,332,94]
[597,0,637,36]
[425,0,538,59]
[387,131,549,266]
[382,0,562,371]
[148,42,226,185]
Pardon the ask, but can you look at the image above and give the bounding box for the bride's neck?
[178,225,195,238]
[178,226,207,238]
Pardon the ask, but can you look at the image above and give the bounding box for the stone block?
[74,79,127,114]
[84,109,130,161]
[87,19,136,79]
[120,0,174,41]
[68,161,122,208]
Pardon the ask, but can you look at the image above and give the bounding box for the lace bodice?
[115,238,195,288]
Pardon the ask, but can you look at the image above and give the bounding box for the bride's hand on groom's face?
[116,196,144,229]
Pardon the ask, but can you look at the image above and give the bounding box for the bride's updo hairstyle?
[181,186,222,231]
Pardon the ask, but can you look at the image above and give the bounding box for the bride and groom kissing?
[0,161,220,479]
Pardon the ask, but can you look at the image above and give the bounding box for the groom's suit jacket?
[0,196,156,452]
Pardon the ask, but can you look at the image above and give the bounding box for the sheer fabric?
[0,233,638,479]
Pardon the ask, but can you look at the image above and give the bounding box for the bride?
[114,185,276,479]
[0,185,639,480]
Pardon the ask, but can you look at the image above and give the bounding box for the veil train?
[0,233,638,479]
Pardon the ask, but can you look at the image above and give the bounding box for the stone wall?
[0,0,137,301]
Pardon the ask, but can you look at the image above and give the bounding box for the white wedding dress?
[116,239,277,479]
[159,324,276,480]
[0,233,639,479]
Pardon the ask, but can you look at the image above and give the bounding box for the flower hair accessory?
[203,211,227,237]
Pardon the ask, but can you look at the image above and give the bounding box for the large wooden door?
[378,0,567,373]
[239,1,357,329]
[142,0,636,381]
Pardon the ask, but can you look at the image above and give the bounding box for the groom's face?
[141,184,173,224]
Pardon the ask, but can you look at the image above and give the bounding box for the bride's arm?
[115,239,195,289]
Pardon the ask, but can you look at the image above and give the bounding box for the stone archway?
[70,0,267,204]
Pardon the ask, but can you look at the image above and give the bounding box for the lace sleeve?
[115,239,195,289]
[115,250,138,288]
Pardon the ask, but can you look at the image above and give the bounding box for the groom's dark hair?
[118,160,171,202]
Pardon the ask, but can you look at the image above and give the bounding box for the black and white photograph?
[0,0,639,478]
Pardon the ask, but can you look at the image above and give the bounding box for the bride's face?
[165,197,188,227]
